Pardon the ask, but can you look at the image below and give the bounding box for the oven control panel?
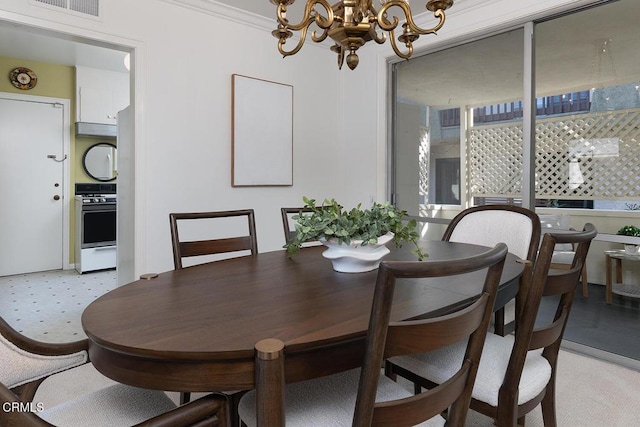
[78,195,117,204]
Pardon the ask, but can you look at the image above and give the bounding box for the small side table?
[604,249,640,304]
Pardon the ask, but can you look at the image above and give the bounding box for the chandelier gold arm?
[275,0,334,32]
[376,2,447,35]
[365,3,387,44]
[311,27,330,43]
[389,30,412,59]
[371,28,387,45]
[277,24,312,57]
[273,0,335,56]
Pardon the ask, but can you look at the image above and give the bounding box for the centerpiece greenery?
[617,225,640,237]
[284,197,427,261]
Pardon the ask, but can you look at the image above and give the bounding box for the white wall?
[0,0,361,279]
[0,0,605,280]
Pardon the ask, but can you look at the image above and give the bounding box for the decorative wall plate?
[9,67,38,90]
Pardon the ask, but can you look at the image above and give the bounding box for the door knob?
[53,195,60,201]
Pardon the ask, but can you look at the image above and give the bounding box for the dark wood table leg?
[605,254,612,304]
[255,339,285,427]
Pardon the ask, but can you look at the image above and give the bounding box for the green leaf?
[283,196,427,261]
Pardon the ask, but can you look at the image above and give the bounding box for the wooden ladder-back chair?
[539,214,589,297]
[442,205,541,336]
[169,209,256,409]
[170,209,258,269]
[549,235,589,298]
[0,314,228,426]
[280,207,312,244]
[386,223,597,427]
[238,243,508,427]
[280,206,330,245]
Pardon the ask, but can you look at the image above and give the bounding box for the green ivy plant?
[617,225,640,237]
[284,197,427,260]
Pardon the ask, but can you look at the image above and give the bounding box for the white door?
[0,95,67,276]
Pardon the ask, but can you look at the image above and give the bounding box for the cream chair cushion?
[38,383,177,426]
[33,362,117,408]
[389,334,552,407]
[448,210,533,260]
[0,334,87,389]
[238,368,445,427]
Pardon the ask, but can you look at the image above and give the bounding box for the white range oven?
[75,183,116,273]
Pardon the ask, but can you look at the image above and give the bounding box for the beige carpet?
[33,348,640,426]
[464,349,640,426]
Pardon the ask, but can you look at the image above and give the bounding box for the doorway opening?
[0,18,135,282]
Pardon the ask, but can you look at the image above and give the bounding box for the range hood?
[75,122,117,138]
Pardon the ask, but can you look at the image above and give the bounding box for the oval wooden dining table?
[82,241,523,393]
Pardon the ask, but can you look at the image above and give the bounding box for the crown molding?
[161,0,273,32]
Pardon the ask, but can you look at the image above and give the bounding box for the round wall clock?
[9,67,38,90]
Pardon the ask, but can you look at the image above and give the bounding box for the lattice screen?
[468,108,640,200]
[419,127,429,198]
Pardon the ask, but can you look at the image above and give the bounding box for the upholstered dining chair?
[169,209,258,269]
[0,313,228,426]
[442,205,541,336]
[385,223,597,427]
[238,243,509,427]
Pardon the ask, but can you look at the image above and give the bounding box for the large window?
[392,0,640,214]
[393,29,524,216]
[534,0,640,210]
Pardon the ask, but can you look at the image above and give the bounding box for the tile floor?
[0,269,116,342]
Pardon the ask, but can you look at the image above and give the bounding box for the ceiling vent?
[33,0,100,18]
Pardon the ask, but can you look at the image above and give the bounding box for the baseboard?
[561,339,640,372]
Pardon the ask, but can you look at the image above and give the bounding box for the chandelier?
[270,0,454,70]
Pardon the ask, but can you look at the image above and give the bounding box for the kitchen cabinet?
[76,66,129,125]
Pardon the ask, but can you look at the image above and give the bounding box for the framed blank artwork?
[232,74,293,187]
